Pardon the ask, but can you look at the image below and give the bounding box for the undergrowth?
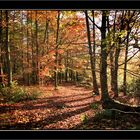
[90,103,99,110]
[80,114,88,123]
[0,81,40,103]
[119,78,140,96]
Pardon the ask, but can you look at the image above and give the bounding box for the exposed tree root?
[102,98,140,114]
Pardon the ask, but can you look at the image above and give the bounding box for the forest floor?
[0,83,140,130]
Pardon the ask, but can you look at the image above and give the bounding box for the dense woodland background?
[0,10,140,130]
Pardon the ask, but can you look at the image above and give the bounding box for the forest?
[0,10,140,130]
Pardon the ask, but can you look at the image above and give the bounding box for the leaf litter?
[0,83,140,130]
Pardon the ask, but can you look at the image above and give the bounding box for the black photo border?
[0,0,139,9]
[0,0,140,139]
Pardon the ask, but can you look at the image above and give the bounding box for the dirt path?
[0,84,101,129]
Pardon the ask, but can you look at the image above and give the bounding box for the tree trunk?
[100,11,109,101]
[12,11,17,75]
[44,12,49,54]
[30,11,36,85]
[0,10,3,85]
[35,11,39,85]
[123,11,130,96]
[65,51,68,82]
[54,11,60,89]
[113,11,125,98]
[76,71,79,82]
[26,11,30,86]
[5,10,12,86]
[85,10,99,95]
[113,45,120,97]
[19,11,25,84]
[110,50,114,91]
[92,10,99,95]
[109,11,117,93]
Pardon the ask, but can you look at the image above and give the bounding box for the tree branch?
[87,14,101,30]
[119,49,140,66]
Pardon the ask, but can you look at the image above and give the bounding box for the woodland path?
[0,83,101,129]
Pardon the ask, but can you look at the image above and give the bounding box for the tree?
[109,11,117,94]
[0,10,4,85]
[35,11,39,85]
[5,10,12,86]
[113,11,123,97]
[100,11,109,101]
[54,11,60,89]
[85,10,99,95]
[122,11,138,95]
[26,11,30,85]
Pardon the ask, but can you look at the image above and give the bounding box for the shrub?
[118,84,124,92]
[129,78,140,96]
[80,114,88,123]
[94,109,113,120]
[90,103,99,110]
[0,81,40,103]
[118,78,140,96]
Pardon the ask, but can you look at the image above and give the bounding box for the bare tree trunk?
[65,51,68,82]
[0,10,4,85]
[85,10,99,95]
[123,11,130,96]
[35,11,39,85]
[26,11,30,86]
[44,11,49,54]
[54,11,60,89]
[113,11,125,97]
[12,11,16,74]
[5,10,12,86]
[30,11,36,85]
[110,50,114,90]
[100,11,109,101]
[113,44,120,97]
[92,10,99,95]
[20,11,25,84]
[110,11,117,93]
